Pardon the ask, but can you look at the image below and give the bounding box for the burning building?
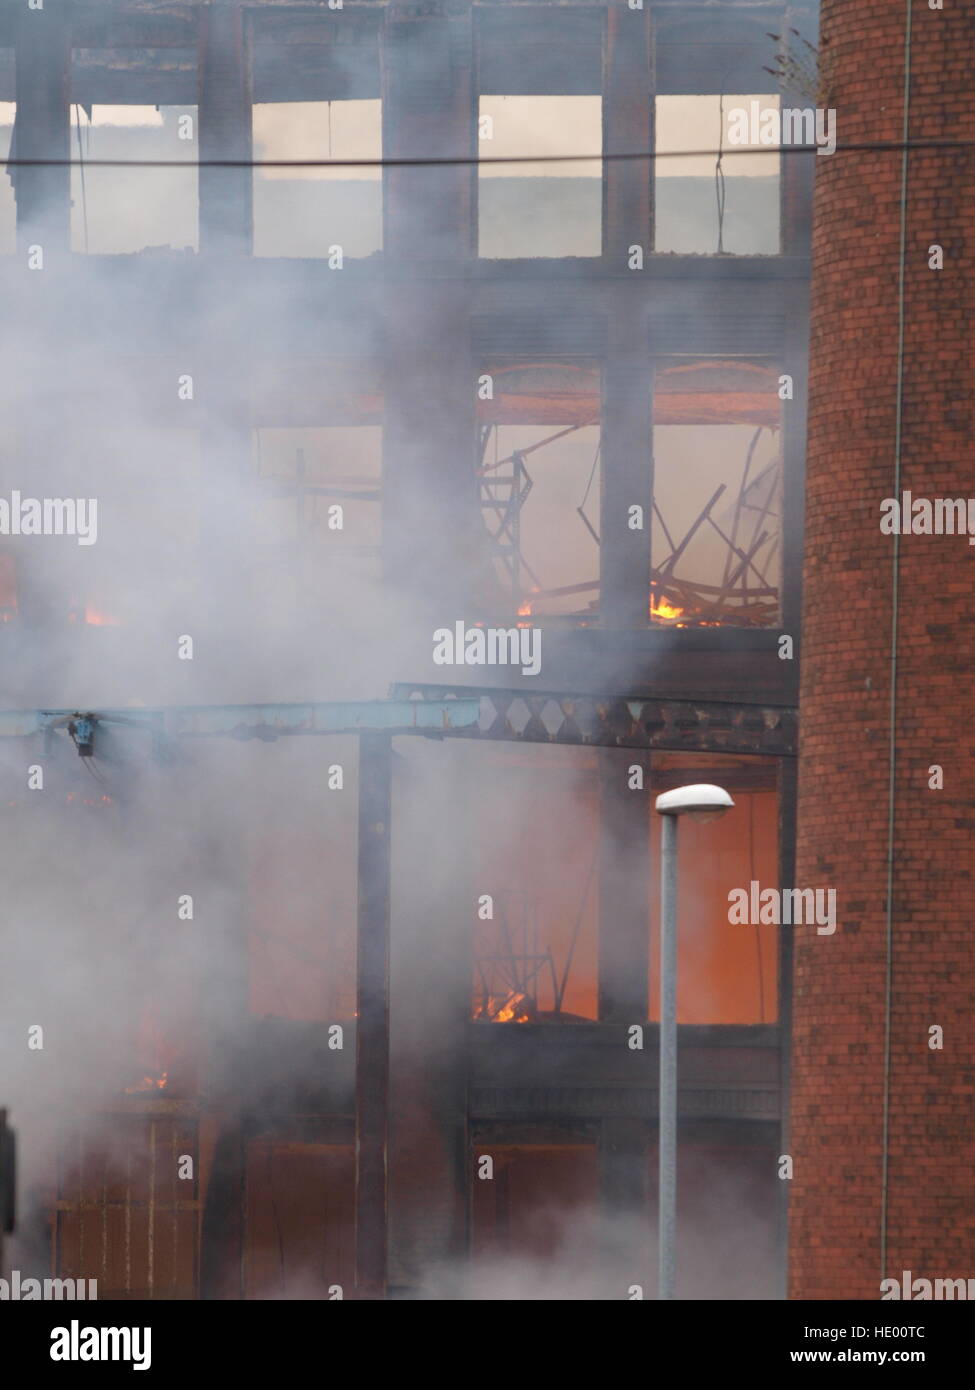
[0,0,967,1305]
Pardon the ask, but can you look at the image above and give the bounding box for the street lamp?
[654,784,734,1300]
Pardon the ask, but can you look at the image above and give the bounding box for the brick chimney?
[791,0,975,1299]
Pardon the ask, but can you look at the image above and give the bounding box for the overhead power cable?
[1,136,974,170]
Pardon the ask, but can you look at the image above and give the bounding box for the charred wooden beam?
[71,14,197,48]
[250,8,380,48]
[469,1086,780,1124]
[70,56,199,108]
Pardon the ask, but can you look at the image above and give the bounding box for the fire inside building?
[0,0,971,1304]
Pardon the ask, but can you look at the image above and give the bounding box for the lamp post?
[654,784,734,1300]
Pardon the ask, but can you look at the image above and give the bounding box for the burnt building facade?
[3,0,962,1304]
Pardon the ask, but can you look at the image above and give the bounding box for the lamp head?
[654,783,735,824]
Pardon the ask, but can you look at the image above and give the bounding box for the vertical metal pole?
[355,733,391,1298]
[777,756,798,1298]
[658,813,678,1300]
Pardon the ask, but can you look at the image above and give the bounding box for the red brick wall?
[791,0,975,1299]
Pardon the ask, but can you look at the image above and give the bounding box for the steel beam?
[0,699,481,741]
[0,693,791,757]
[391,684,797,756]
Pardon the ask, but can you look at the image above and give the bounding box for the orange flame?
[649,585,730,626]
[125,1072,169,1094]
[650,593,684,622]
[478,992,531,1023]
[516,594,540,629]
[84,605,121,627]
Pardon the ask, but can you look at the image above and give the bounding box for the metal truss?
[390,684,797,757]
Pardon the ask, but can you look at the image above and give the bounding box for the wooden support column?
[194,419,253,657]
[388,740,471,1294]
[600,8,653,629]
[603,2,653,267]
[199,1122,246,1299]
[14,0,70,256]
[781,311,809,642]
[381,2,477,608]
[383,1,473,262]
[355,733,392,1298]
[198,0,252,255]
[599,1115,651,1278]
[780,7,816,258]
[598,730,651,1297]
[598,748,650,1023]
[600,355,653,629]
[198,824,251,1300]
